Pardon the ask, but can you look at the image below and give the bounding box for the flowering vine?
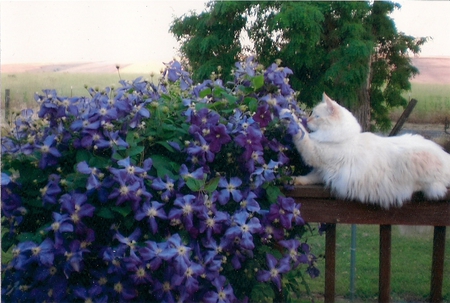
[1,57,319,302]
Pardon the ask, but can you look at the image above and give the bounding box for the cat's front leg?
[293,169,323,185]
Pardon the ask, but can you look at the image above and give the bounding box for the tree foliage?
[170,1,427,131]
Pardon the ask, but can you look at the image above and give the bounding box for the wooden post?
[5,89,11,121]
[379,225,392,303]
[430,226,446,303]
[325,224,336,303]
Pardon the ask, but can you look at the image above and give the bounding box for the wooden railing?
[286,185,450,303]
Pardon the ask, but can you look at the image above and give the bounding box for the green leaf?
[250,282,275,303]
[97,207,115,219]
[252,74,265,90]
[76,149,91,164]
[127,146,144,157]
[204,176,221,193]
[265,184,283,204]
[245,97,258,113]
[199,87,212,98]
[152,155,176,179]
[111,205,132,217]
[186,177,204,192]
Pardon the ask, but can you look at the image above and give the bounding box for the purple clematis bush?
[1,57,319,302]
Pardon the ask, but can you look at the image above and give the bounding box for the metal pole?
[5,89,11,122]
[350,224,357,301]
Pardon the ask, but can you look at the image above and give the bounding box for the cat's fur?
[286,93,450,208]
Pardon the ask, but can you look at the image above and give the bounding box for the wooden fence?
[286,185,449,303]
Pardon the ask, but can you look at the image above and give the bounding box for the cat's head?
[307,93,361,141]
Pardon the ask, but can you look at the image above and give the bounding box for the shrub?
[1,57,319,302]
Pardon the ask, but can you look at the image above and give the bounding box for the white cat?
[284,93,450,208]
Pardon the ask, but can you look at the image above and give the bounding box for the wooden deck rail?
[286,185,450,303]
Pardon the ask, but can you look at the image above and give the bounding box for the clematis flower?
[59,192,95,225]
[217,177,242,205]
[35,134,61,169]
[224,211,262,250]
[234,124,264,161]
[134,201,167,234]
[257,253,291,291]
[203,275,236,303]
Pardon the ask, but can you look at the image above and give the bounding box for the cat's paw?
[293,176,314,185]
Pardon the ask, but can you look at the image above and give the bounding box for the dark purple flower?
[253,103,272,128]
[234,124,264,161]
[268,196,303,229]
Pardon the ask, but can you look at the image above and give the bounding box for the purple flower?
[59,192,95,225]
[114,228,141,253]
[234,124,264,161]
[151,175,176,201]
[257,253,291,291]
[168,194,203,233]
[28,238,55,267]
[63,239,89,276]
[108,170,141,206]
[217,177,242,205]
[187,133,215,163]
[134,201,167,234]
[46,212,73,247]
[253,103,272,128]
[40,174,62,205]
[268,196,303,229]
[73,285,108,303]
[96,130,129,150]
[204,275,236,303]
[224,211,262,250]
[139,240,170,271]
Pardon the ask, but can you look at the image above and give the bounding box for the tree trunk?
[354,55,372,132]
[354,87,371,132]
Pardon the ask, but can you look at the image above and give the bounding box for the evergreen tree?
[170,1,427,131]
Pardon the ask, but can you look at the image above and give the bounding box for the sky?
[1,0,450,66]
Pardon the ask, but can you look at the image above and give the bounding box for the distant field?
[1,57,450,124]
[1,72,155,118]
[390,83,450,124]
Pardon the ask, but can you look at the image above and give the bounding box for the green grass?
[296,224,450,302]
[1,72,157,116]
[390,83,450,124]
[2,73,450,125]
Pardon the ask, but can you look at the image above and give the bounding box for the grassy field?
[297,224,450,302]
[389,83,450,124]
[1,72,153,118]
[2,72,450,125]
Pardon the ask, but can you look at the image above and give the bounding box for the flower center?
[270,268,279,277]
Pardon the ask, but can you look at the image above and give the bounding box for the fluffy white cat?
[284,93,450,208]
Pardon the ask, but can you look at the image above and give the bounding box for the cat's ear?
[322,93,335,113]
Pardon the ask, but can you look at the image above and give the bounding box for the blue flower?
[224,211,261,250]
[257,253,291,291]
[134,201,167,234]
[217,177,243,205]
[204,275,236,303]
